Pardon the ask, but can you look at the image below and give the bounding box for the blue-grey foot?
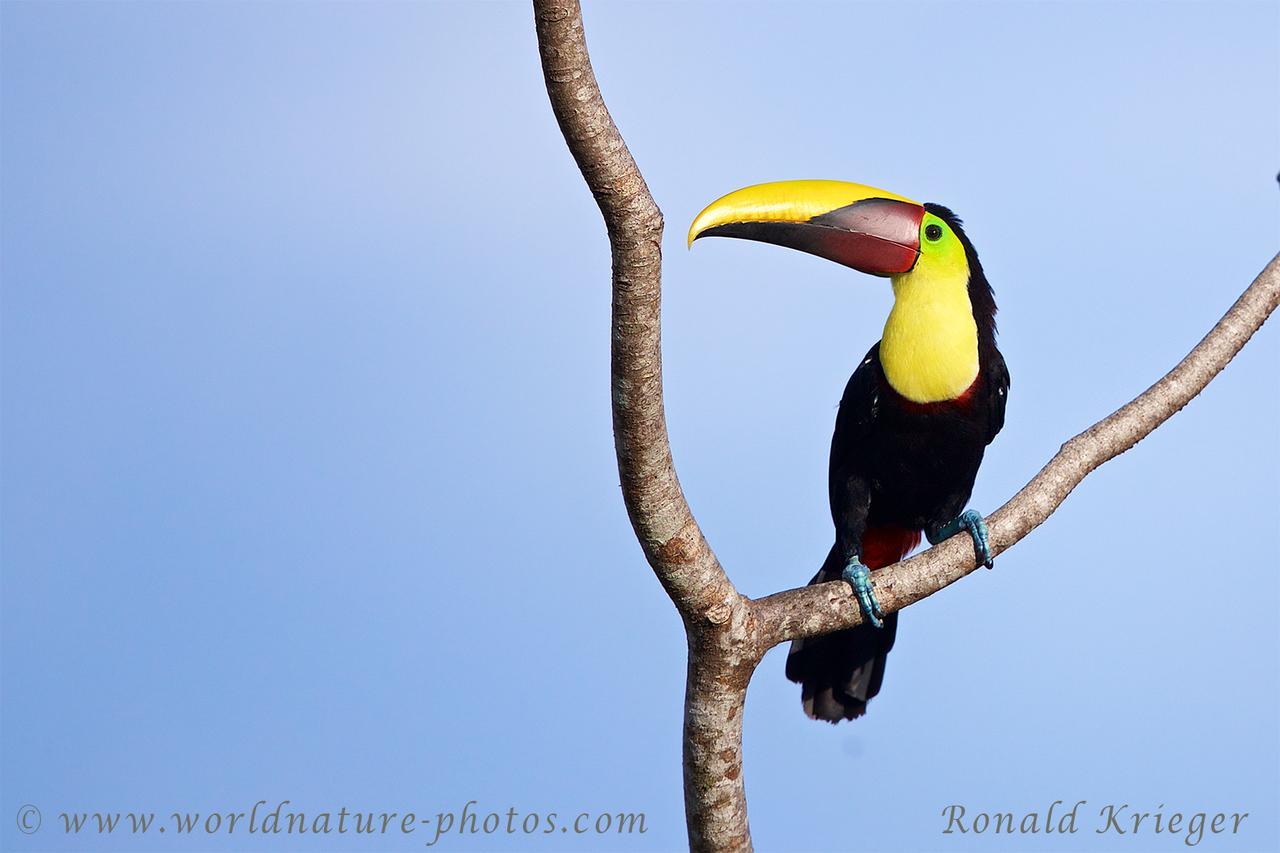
[841,558,884,629]
[927,509,993,569]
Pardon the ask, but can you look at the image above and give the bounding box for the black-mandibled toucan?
[689,180,1010,723]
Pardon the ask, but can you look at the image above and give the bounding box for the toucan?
[689,180,1009,722]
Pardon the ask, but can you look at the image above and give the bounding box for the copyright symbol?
[17,804,41,834]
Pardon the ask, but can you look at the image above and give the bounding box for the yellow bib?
[880,266,979,404]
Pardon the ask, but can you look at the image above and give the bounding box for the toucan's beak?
[688,180,925,276]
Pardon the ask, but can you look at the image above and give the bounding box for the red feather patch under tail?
[861,524,922,569]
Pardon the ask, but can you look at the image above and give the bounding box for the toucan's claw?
[842,558,884,628]
[928,509,993,569]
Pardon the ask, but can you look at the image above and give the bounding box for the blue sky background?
[2,2,1277,852]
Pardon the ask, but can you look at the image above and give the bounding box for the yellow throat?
[880,252,979,404]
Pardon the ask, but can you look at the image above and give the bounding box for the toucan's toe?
[928,509,993,569]
[842,558,884,628]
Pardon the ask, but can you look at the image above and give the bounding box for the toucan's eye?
[925,223,943,242]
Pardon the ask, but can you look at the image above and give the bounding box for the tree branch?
[532,2,1279,850]
[533,0,743,631]
[535,5,754,846]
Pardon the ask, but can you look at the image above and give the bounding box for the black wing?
[828,342,882,479]
[984,347,1010,446]
[827,343,882,564]
[789,345,890,722]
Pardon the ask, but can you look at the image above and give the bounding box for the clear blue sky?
[2,2,1276,852]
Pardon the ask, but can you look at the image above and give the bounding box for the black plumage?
[786,206,1009,722]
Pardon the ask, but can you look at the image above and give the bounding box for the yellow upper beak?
[687,180,919,248]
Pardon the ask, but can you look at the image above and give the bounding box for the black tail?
[784,545,898,723]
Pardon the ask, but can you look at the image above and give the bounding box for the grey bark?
[532,1,1279,850]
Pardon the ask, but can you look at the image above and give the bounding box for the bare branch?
[533,0,742,630]
[532,2,1279,851]
[750,253,1280,647]
[534,3,754,848]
